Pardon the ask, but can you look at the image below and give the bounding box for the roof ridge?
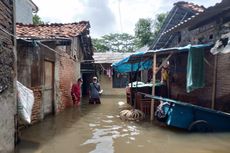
[174,1,205,13]
[16,21,89,27]
[16,21,90,39]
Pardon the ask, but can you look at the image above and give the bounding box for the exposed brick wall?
[170,52,215,104]
[170,51,230,112]
[215,53,230,112]
[216,53,230,97]
[59,53,80,109]
[168,19,230,112]
[30,87,42,124]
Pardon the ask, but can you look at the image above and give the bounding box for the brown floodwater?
[15,96,230,153]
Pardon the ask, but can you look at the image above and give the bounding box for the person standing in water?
[89,77,101,104]
[71,78,83,106]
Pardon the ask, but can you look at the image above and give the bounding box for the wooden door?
[44,61,54,116]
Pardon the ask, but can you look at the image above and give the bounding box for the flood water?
[16,96,230,153]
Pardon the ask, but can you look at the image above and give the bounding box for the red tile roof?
[16,21,90,39]
[175,1,205,13]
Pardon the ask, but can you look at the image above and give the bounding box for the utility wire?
[118,0,123,33]
[0,25,65,56]
[0,26,95,63]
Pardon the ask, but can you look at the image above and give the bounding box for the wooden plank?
[0,11,12,25]
[0,2,13,20]
[211,55,218,109]
[150,53,156,121]
[1,0,12,12]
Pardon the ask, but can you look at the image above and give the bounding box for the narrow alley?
[16,96,230,153]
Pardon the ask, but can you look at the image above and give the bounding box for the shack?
[16,21,93,123]
[152,0,230,112]
[93,52,132,95]
[114,0,230,121]
[128,0,230,120]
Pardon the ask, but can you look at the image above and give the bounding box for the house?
[93,52,133,95]
[150,1,205,50]
[149,0,230,112]
[15,0,38,24]
[0,0,16,152]
[16,21,93,123]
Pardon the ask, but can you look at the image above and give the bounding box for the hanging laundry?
[186,46,205,93]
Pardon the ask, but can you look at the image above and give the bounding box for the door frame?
[43,60,55,116]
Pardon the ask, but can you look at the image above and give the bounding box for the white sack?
[17,81,34,124]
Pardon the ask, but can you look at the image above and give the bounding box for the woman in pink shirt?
[71,78,83,106]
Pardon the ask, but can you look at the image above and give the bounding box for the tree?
[33,14,44,25]
[92,38,109,52]
[152,13,167,39]
[92,33,136,52]
[134,13,167,48]
[134,18,153,48]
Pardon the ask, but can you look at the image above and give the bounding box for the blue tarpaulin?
[111,52,152,73]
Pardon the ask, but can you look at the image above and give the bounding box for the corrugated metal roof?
[93,52,133,64]
[149,1,205,50]
[162,0,230,35]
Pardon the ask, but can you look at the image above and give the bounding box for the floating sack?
[17,81,34,124]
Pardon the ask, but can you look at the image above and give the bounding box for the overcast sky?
[33,0,221,38]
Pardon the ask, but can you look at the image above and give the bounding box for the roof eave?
[28,0,39,13]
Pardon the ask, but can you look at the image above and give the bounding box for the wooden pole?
[211,55,218,109]
[130,64,133,106]
[150,53,157,121]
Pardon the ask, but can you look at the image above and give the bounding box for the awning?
[111,51,152,73]
[111,44,212,73]
[128,44,212,63]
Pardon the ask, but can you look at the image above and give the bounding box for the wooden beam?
[204,58,213,68]
[150,53,157,121]
[211,55,218,109]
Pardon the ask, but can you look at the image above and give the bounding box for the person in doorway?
[160,62,170,97]
[89,77,101,104]
[71,78,83,106]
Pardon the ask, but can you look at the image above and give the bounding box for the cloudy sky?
[33,0,221,38]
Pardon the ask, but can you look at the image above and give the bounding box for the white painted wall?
[15,0,33,24]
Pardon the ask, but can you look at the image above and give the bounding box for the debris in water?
[119,109,145,121]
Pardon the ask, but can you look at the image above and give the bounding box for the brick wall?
[170,51,230,112]
[215,53,230,112]
[170,52,215,105]
[59,53,80,109]
[30,87,42,124]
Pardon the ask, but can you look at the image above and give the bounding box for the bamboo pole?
[211,55,218,109]
[150,53,157,121]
